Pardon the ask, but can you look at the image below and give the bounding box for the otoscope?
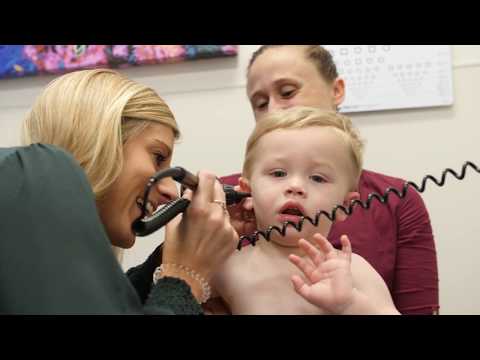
[132,167,250,236]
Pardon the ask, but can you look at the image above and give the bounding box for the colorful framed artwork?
[0,45,238,79]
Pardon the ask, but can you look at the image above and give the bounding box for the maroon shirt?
[221,169,439,315]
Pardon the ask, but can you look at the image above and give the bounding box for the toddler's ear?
[238,177,253,210]
[335,191,360,222]
[333,77,346,107]
[238,177,251,193]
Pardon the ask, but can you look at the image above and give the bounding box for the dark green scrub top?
[0,144,201,315]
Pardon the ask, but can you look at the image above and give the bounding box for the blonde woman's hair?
[22,68,180,200]
[22,69,180,262]
[242,106,364,189]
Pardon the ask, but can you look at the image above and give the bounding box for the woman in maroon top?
[222,45,439,315]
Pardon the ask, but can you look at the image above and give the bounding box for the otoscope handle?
[132,198,191,236]
[172,167,199,191]
[174,167,250,206]
[133,166,251,237]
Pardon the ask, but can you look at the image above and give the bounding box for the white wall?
[1,45,478,314]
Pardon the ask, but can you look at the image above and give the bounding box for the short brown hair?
[248,45,338,83]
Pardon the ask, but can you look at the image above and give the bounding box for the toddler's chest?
[217,253,325,315]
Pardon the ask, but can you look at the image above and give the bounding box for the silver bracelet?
[153,263,211,304]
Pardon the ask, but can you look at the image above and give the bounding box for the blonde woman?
[0,69,237,314]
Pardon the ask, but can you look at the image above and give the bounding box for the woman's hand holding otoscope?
[132,167,250,236]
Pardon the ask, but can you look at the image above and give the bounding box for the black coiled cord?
[237,161,480,250]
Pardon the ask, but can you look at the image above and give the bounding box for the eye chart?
[323,45,453,113]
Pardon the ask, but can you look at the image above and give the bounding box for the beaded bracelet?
[153,263,211,304]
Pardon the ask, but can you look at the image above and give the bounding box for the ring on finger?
[212,199,227,214]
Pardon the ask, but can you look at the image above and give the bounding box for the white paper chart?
[323,45,454,113]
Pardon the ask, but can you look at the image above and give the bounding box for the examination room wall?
[0,45,478,314]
